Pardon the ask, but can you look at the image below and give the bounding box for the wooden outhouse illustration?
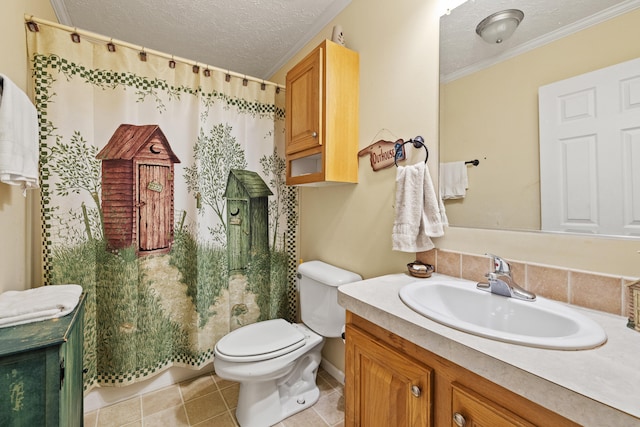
[97,124,180,254]
[224,170,273,273]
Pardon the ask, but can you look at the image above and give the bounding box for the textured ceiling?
[50,0,351,80]
[441,0,640,81]
[49,0,640,82]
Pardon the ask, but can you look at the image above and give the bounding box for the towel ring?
[394,136,428,166]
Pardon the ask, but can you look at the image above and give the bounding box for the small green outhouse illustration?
[224,169,273,273]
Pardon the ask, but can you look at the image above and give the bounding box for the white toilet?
[213,260,361,427]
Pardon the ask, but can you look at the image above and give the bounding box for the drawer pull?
[312,131,318,138]
[410,385,421,397]
[453,412,466,427]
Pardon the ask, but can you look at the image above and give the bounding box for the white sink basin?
[399,277,607,350]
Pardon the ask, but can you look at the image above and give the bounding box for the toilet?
[213,260,362,427]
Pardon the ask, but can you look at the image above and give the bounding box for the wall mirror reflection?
[439,0,640,238]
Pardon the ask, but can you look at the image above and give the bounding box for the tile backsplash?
[416,249,638,316]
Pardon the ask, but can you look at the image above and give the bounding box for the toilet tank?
[297,260,362,338]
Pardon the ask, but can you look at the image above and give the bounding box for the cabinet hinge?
[59,358,65,390]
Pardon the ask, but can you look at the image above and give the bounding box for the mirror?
[439,0,640,237]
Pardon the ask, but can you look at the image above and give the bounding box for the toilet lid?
[215,319,306,362]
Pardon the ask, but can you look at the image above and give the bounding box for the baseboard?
[85,358,342,413]
[84,363,213,413]
[320,357,345,385]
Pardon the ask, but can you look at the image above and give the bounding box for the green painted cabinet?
[0,293,85,426]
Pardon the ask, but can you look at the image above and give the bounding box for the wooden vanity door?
[451,383,535,427]
[345,324,433,427]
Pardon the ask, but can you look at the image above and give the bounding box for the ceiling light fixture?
[475,9,524,44]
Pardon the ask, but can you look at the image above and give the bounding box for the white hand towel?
[0,73,39,194]
[393,162,446,252]
[0,284,82,328]
[439,161,468,199]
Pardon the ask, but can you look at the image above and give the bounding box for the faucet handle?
[486,253,511,275]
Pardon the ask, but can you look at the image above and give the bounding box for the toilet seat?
[215,319,306,362]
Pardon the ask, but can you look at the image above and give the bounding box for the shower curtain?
[26,21,297,391]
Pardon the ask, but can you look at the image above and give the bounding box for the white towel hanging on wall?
[0,73,39,194]
[392,161,446,252]
[440,161,468,199]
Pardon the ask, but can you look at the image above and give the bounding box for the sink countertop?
[338,273,640,427]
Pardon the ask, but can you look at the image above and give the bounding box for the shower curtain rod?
[24,15,286,91]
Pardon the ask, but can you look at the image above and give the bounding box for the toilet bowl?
[213,261,361,427]
[215,320,323,427]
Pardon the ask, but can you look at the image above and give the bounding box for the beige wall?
[271,0,440,279]
[0,0,57,293]
[441,9,640,230]
[271,0,441,373]
[274,4,640,372]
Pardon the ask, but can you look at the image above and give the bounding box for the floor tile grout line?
[175,378,192,426]
[139,395,144,426]
[313,388,339,427]
[212,370,242,426]
[311,406,331,427]
[180,404,190,427]
[217,386,234,426]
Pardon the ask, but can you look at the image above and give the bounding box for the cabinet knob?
[311,131,318,138]
[453,412,466,427]
[410,385,421,397]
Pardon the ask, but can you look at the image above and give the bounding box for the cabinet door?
[285,46,322,155]
[346,325,433,427]
[451,383,535,427]
[59,298,85,427]
[0,347,60,427]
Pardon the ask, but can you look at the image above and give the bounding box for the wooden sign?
[358,139,405,171]
[147,181,163,192]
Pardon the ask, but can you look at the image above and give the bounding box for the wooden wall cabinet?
[345,312,579,427]
[285,39,359,185]
[0,293,86,427]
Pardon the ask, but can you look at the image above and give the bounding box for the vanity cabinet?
[345,312,578,427]
[0,293,85,427]
[285,39,359,185]
[346,324,433,426]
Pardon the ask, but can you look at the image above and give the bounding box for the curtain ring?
[26,17,39,32]
[70,28,81,43]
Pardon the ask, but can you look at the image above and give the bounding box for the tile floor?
[84,367,345,427]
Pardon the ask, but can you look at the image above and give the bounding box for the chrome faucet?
[477,254,536,301]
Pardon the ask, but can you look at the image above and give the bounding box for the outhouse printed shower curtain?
[27,21,298,390]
